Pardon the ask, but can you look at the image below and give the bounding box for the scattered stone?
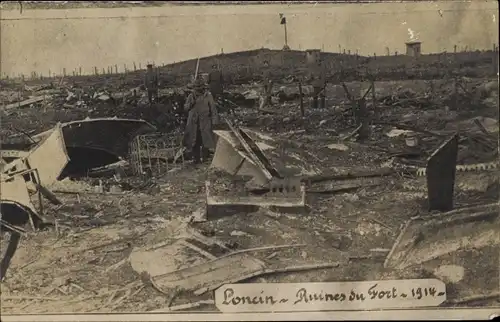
[433,265,465,284]
[326,143,349,151]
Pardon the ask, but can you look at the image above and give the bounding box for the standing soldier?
[259,60,273,109]
[310,60,326,109]
[144,64,158,106]
[183,78,220,164]
[208,63,224,103]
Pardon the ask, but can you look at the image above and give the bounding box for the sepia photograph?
[0,1,499,320]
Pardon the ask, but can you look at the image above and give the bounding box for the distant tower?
[406,41,422,57]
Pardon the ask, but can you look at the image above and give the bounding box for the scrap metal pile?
[1,51,499,313]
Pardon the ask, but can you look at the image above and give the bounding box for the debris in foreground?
[205,177,306,219]
[384,202,500,270]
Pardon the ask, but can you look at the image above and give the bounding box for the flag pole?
[284,22,288,48]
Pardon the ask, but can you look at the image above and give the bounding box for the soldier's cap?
[212,64,218,68]
[147,64,153,67]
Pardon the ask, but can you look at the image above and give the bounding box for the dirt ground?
[1,52,499,314]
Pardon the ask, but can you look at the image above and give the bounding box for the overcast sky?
[1,1,498,76]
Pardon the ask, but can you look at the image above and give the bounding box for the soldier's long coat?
[183,90,219,150]
[144,69,158,90]
[208,70,224,96]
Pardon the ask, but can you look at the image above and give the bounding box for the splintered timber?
[215,279,447,312]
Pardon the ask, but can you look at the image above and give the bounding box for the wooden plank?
[151,253,266,293]
[3,96,45,110]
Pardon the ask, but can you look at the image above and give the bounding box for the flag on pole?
[279,13,286,25]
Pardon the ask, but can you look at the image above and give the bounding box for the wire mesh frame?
[129,132,185,177]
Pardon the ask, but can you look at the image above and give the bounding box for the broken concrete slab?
[384,202,500,270]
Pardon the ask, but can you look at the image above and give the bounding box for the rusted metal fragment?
[3,124,69,186]
[426,134,459,212]
[384,203,500,270]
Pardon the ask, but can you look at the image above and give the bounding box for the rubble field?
[1,49,499,314]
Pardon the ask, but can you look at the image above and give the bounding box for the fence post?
[63,68,66,77]
[494,43,498,75]
[133,62,137,71]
